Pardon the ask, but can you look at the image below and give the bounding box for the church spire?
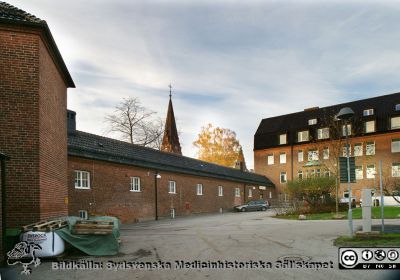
[161,84,182,155]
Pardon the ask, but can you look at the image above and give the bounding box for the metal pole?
[345,122,353,237]
[154,172,158,221]
[379,160,384,233]
[335,175,339,216]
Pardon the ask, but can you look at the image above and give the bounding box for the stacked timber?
[22,219,68,232]
[72,220,114,235]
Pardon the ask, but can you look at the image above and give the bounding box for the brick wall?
[68,156,274,223]
[0,25,68,227]
[254,131,400,201]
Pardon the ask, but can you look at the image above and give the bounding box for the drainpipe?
[1,152,10,262]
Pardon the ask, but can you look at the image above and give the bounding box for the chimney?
[67,110,76,133]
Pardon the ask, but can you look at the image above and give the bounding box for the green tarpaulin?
[55,216,120,256]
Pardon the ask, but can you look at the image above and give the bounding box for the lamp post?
[336,107,355,237]
[153,172,161,220]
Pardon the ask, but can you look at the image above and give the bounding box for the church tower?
[234,147,248,172]
[161,85,182,155]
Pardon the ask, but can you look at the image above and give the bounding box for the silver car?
[234,200,269,212]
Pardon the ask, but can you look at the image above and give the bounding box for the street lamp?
[336,107,355,237]
[153,172,162,220]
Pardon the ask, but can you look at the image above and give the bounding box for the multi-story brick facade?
[254,92,400,202]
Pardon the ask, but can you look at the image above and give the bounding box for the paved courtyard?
[5,211,400,279]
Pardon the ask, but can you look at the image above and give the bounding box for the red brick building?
[254,93,400,202]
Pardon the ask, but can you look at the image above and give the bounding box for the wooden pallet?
[75,220,114,225]
[72,220,114,235]
[22,219,68,232]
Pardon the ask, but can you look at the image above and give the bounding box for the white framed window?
[366,142,375,155]
[279,134,287,145]
[323,147,329,159]
[316,169,321,177]
[280,152,286,164]
[342,124,352,136]
[280,172,287,183]
[130,177,141,192]
[269,191,272,199]
[396,104,400,111]
[298,150,303,162]
[366,164,376,179]
[324,170,331,177]
[298,170,303,179]
[354,143,363,156]
[235,187,241,197]
[317,128,329,140]
[196,184,203,195]
[79,210,88,220]
[248,188,253,198]
[343,191,349,198]
[218,185,223,196]
[392,163,400,177]
[267,154,274,165]
[168,181,176,194]
[355,166,363,180]
[364,121,375,133]
[308,118,317,125]
[298,130,309,142]
[75,170,90,189]
[363,109,374,116]
[391,116,400,129]
[342,144,351,157]
[170,208,176,219]
[308,149,319,161]
[392,139,400,153]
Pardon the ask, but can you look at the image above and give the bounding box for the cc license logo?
[341,250,358,267]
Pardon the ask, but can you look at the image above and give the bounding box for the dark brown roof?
[68,130,274,187]
[161,96,182,155]
[254,92,400,150]
[0,1,75,88]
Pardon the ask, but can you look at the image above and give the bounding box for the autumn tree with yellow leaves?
[193,124,242,167]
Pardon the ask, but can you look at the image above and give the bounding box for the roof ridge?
[0,1,45,24]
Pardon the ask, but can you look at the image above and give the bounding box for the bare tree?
[105,97,164,149]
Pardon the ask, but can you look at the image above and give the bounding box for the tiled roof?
[68,131,274,187]
[254,92,400,150]
[0,1,45,24]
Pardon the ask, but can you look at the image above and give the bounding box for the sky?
[9,0,400,169]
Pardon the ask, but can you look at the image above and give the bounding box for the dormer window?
[363,109,374,116]
[298,130,309,142]
[395,104,400,111]
[308,118,317,125]
[279,134,287,145]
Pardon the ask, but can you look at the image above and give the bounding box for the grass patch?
[275,206,400,220]
[334,233,400,247]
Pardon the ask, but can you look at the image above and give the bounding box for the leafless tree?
[105,97,164,149]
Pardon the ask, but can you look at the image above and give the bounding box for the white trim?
[79,210,88,220]
[235,187,240,197]
[218,185,223,196]
[196,183,203,195]
[168,181,176,194]
[130,176,141,192]
[74,170,91,189]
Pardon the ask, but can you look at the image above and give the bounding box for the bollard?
[361,189,372,232]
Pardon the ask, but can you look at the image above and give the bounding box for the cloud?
[10,0,400,169]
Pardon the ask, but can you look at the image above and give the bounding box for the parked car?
[234,200,269,212]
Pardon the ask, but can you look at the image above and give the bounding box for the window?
[366,165,376,179]
[298,150,303,162]
[355,166,363,180]
[280,153,286,164]
[168,181,176,194]
[317,128,329,140]
[280,172,287,183]
[75,171,90,189]
[269,191,272,199]
[316,169,321,177]
[308,118,317,125]
[308,149,319,161]
[298,170,303,179]
[248,188,253,198]
[267,154,274,165]
[323,147,329,159]
[396,104,400,111]
[366,142,375,155]
[392,163,400,177]
[343,191,349,198]
[130,177,141,192]
[364,121,375,133]
[279,134,287,145]
[218,186,223,196]
[342,124,352,136]
[79,210,88,220]
[298,130,309,142]
[363,109,374,116]
[392,139,400,153]
[342,144,351,157]
[391,116,400,129]
[235,188,241,197]
[196,184,203,195]
[324,170,331,177]
[354,143,363,156]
